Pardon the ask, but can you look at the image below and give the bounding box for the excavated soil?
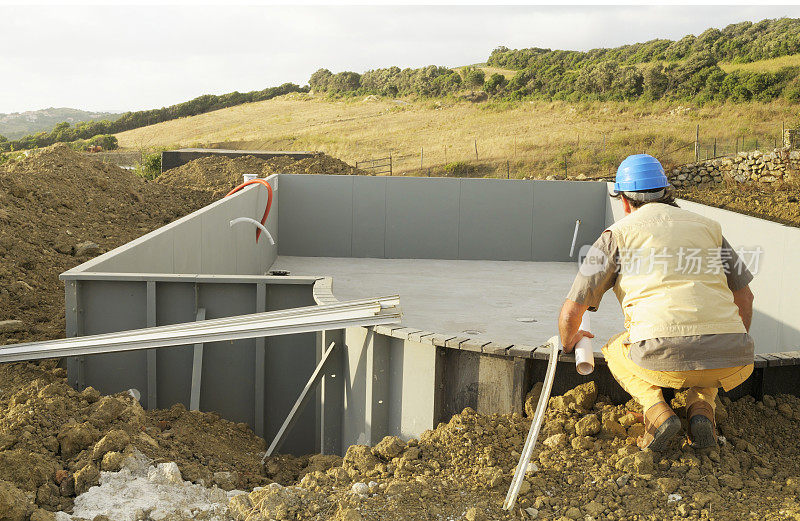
[0,359,337,520]
[230,382,800,521]
[0,144,215,345]
[155,154,367,197]
[677,179,800,228]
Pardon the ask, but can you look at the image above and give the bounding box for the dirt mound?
[231,383,800,521]
[678,179,800,227]
[155,154,366,196]
[0,360,330,517]
[0,144,215,345]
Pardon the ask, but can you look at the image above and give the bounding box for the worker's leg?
[666,364,753,448]
[602,332,676,411]
[672,364,754,413]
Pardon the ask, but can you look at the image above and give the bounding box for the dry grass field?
[720,54,800,73]
[116,94,798,179]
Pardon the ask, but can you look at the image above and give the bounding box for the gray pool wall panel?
[277,175,609,261]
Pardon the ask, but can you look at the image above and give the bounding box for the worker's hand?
[562,330,594,353]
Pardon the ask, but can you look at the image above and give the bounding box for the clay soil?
[155,154,367,197]
[230,382,800,521]
[678,179,800,228]
[0,144,215,345]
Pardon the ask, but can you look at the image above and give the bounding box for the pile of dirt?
[0,361,333,520]
[155,154,367,196]
[231,382,800,521]
[0,144,215,345]
[677,180,800,228]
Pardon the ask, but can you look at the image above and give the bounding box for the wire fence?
[355,124,794,179]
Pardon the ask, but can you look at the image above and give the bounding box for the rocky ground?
[229,381,800,521]
[5,372,800,521]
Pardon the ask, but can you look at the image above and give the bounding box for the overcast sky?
[3,4,800,114]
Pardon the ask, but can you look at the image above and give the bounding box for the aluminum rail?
[503,337,559,511]
[0,297,401,363]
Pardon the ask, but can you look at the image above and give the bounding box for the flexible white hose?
[230,217,276,245]
[503,337,559,510]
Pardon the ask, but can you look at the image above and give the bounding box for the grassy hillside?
[116,95,796,179]
[720,54,800,73]
[0,107,120,139]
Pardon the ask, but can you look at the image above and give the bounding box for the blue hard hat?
[614,154,669,192]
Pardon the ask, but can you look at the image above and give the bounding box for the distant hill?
[0,107,121,139]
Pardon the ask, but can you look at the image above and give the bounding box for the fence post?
[695,125,699,163]
[506,160,510,179]
[474,139,478,161]
[713,138,717,158]
[389,153,393,176]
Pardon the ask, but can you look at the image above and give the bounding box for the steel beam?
[0,297,401,363]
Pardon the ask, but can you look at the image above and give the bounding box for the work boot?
[638,402,681,451]
[686,400,717,449]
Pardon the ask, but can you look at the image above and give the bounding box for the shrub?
[442,161,474,177]
[484,73,508,94]
[136,152,162,180]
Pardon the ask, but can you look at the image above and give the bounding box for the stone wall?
[669,148,800,188]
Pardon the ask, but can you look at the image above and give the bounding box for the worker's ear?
[622,197,632,215]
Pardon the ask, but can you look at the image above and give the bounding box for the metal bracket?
[264,341,337,460]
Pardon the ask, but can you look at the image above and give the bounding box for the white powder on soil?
[56,451,244,521]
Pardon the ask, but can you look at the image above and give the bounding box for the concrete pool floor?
[271,256,625,348]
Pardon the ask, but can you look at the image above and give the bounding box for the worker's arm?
[720,236,755,332]
[558,299,594,353]
[732,284,754,332]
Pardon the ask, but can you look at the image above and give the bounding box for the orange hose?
[225,179,274,243]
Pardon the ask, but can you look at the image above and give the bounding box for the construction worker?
[558,154,755,451]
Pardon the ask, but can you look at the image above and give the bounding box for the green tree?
[465,68,486,89]
[484,73,508,94]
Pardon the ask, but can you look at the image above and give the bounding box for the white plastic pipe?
[569,219,581,258]
[230,217,276,245]
[575,314,595,375]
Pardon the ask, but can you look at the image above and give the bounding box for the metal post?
[146,281,157,410]
[65,279,85,390]
[189,308,207,411]
[506,160,510,179]
[474,139,478,161]
[254,283,267,437]
[695,124,700,163]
